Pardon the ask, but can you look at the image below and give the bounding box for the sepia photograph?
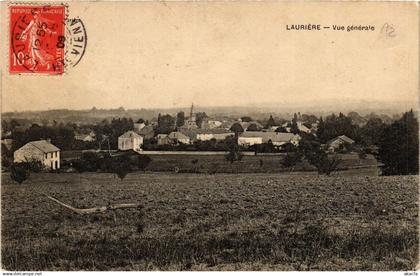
[1,1,419,272]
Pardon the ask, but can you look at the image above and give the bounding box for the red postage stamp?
[10,5,66,74]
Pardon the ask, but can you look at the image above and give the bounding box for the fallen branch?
[44,194,143,215]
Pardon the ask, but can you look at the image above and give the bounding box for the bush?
[1,156,12,170]
[225,143,243,163]
[137,155,152,171]
[311,153,340,176]
[26,160,44,173]
[110,156,132,181]
[10,163,30,184]
[282,152,302,168]
[80,151,101,171]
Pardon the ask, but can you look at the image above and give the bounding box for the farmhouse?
[14,140,60,170]
[118,131,143,151]
[239,131,300,147]
[327,135,355,152]
[75,131,96,142]
[157,132,190,145]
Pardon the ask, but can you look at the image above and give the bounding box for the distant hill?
[2,100,416,125]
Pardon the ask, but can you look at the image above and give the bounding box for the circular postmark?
[65,17,87,68]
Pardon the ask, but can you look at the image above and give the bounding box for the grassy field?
[61,151,380,175]
[1,172,418,270]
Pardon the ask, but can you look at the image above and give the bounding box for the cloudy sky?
[1,1,418,112]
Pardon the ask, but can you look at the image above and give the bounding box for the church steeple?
[190,103,194,118]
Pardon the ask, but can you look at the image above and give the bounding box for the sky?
[1,1,418,112]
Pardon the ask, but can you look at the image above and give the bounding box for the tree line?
[3,110,418,176]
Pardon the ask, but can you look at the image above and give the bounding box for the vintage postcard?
[0,1,419,272]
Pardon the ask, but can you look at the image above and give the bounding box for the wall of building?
[14,144,60,170]
[238,137,263,146]
[118,137,143,150]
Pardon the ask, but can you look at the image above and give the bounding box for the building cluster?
[7,103,355,171]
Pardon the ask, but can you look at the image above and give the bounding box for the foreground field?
[1,172,418,270]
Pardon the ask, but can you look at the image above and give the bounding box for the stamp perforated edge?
[7,1,69,76]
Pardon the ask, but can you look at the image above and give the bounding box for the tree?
[282,152,302,168]
[137,155,152,171]
[247,123,261,131]
[301,114,318,125]
[265,115,276,128]
[81,151,101,171]
[230,123,244,135]
[10,163,30,184]
[111,156,132,181]
[360,117,387,146]
[225,140,243,163]
[115,166,129,181]
[316,113,359,143]
[290,121,299,134]
[310,152,340,176]
[176,111,185,128]
[297,134,340,176]
[241,116,252,122]
[195,112,208,128]
[156,114,175,134]
[378,110,419,175]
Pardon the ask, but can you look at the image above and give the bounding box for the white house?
[238,136,263,146]
[118,131,143,151]
[238,131,301,147]
[14,140,60,170]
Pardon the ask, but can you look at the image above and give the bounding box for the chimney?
[46,138,51,143]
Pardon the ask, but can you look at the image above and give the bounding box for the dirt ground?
[1,172,418,270]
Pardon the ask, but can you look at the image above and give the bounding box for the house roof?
[195,129,234,135]
[119,131,142,139]
[168,132,190,140]
[338,135,355,144]
[239,121,264,130]
[297,122,311,132]
[27,140,60,153]
[138,125,154,134]
[327,135,355,145]
[240,131,299,143]
[75,132,95,139]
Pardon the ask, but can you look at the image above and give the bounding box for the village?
[2,103,393,177]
